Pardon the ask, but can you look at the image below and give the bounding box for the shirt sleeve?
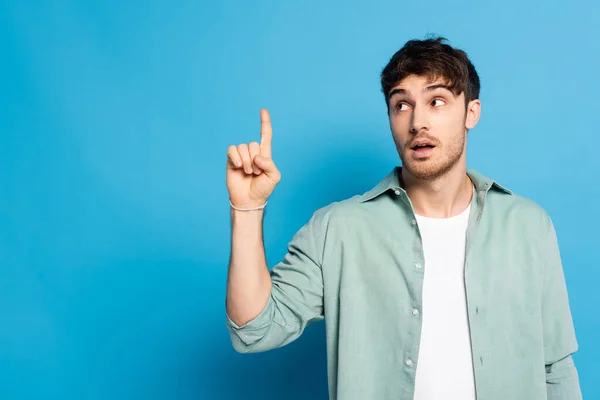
[546,354,582,400]
[225,206,330,353]
[541,213,582,399]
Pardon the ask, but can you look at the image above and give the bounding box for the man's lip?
[409,137,436,149]
[410,142,436,149]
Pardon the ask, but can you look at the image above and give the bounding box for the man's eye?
[432,98,446,107]
[396,102,409,111]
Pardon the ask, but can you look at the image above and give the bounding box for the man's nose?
[410,105,429,133]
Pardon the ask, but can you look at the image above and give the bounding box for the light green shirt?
[226,167,581,400]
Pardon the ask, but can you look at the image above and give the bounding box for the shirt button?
[406,359,414,366]
[414,263,422,270]
[411,219,417,225]
[394,189,401,195]
[412,308,420,317]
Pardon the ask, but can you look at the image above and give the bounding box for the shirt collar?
[359,166,512,203]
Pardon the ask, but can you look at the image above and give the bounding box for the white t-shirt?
[412,189,476,400]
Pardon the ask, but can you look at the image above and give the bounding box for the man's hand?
[226,109,281,209]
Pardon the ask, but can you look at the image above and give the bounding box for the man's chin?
[401,160,450,181]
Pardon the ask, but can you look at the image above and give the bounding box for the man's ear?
[465,99,481,130]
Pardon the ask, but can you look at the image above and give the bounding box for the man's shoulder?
[300,192,377,235]
[487,187,554,232]
[468,168,551,223]
[308,194,366,221]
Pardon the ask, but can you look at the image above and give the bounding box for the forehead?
[389,74,454,96]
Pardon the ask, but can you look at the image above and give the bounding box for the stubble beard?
[399,130,467,181]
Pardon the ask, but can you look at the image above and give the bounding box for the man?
[224,36,581,399]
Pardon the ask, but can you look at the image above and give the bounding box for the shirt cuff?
[225,295,276,348]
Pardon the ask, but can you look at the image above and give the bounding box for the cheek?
[430,109,458,124]
[389,119,409,147]
[390,114,411,132]
[431,109,465,134]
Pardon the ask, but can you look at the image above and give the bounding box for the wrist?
[229,199,268,212]
[230,206,265,225]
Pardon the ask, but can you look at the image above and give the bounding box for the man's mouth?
[409,140,436,158]
[411,143,436,150]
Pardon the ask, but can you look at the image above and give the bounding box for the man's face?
[387,74,480,181]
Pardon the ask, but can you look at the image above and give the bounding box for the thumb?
[254,155,278,175]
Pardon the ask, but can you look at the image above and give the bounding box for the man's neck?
[401,164,473,219]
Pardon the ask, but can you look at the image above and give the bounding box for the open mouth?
[410,142,436,158]
[411,143,435,150]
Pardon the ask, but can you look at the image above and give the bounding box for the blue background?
[1,1,598,399]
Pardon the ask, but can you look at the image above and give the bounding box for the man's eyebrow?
[388,84,453,100]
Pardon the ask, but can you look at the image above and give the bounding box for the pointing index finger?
[260,109,272,158]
